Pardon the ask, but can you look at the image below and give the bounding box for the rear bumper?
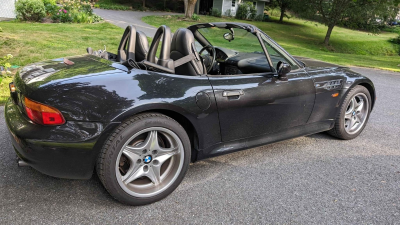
[4,98,108,179]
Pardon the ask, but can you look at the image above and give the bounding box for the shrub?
[0,54,13,79]
[235,3,248,20]
[42,0,56,5]
[192,13,200,21]
[254,14,263,21]
[58,0,93,14]
[225,9,232,17]
[44,3,60,16]
[0,27,2,32]
[211,8,221,17]
[235,2,256,20]
[15,0,46,21]
[51,8,73,22]
[248,4,257,20]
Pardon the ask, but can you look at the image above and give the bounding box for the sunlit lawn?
[143,15,400,72]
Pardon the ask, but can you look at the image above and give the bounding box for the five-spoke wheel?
[97,113,190,205]
[328,85,372,139]
[116,128,184,197]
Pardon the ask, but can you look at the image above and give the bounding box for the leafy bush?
[42,0,56,5]
[211,8,221,17]
[235,3,248,20]
[392,35,400,45]
[225,9,232,17]
[44,3,60,16]
[254,14,263,21]
[46,0,102,23]
[15,0,46,21]
[0,54,13,80]
[192,13,200,21]
[248,3,257,20]
[52,8,73,22]
[235,2,256,20]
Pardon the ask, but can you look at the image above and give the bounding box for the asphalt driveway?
[0,67,399,224]
[93,9,182,37]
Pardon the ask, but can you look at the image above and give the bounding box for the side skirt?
[196,121,333,160]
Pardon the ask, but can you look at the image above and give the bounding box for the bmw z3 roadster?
[5,22,375,205]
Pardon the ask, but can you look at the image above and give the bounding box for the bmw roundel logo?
[143,155,152,164]
[352,111,356,116]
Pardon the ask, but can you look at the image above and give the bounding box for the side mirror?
[223,32,234,42]
[277,61,291,81]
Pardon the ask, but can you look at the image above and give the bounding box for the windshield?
[198,27,263,54]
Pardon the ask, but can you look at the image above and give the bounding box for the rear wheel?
[328,85,371,140]
[97,113,191,205]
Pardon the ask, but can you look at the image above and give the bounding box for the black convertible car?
[5,23,375,205]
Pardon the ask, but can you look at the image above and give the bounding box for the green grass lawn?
[0,21,124,104]
[143,15,400,72]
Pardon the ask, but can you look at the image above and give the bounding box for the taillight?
[24,97,66,125]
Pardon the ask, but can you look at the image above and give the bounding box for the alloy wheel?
[344,93,369,135]
[115,127,184,197]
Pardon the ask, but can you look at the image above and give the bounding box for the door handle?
[222,90,244,97]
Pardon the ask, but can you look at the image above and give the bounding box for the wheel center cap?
[352,111,356,116]
[143,155,152,164]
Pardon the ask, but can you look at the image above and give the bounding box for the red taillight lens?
[24,97,66,125]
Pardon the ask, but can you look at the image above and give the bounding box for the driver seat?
[170,28,205,76]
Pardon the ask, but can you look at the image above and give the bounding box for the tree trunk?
[184,0,188,17]
[185,0,197,18]
[142,0,145,8]
[279,7,285,23]
[324,24,335,45]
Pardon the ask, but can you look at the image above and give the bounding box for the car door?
[208,33,315,142]
[208,71,315,142]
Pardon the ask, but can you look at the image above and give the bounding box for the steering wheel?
[199,45,216,73]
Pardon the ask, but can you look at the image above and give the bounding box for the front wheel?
[328,85,372,140]
[97,113,191,205]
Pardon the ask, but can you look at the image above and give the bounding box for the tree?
[276,0,291,23]
[293,0,400,45]
[185,0,198,18]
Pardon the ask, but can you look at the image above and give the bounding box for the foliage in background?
[0,54,13,83]
[225,9,232,17]
[16,0,46,21]
[94,0,131,10]
[235,2,256,20]
[42,0,56,5]
[94,0,183,12]
[192,13,200,21]
[292,0,400,45]
[45,0,102,23]
[254,14,264,22]
[266,0,291,23]
[211,8,222,18]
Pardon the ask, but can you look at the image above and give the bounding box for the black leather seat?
[135,31,149,62]
[170,28,205,76]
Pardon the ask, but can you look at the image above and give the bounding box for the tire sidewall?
[101,114,191,205]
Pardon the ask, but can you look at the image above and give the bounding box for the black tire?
[96,113,191,205]
[328,85,372,140]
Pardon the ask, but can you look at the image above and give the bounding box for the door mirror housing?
[277,61,291,81]
[223,32,234,42]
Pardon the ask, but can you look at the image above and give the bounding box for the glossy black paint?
[5,26,375,179]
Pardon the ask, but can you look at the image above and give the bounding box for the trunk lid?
[17,54,119,90]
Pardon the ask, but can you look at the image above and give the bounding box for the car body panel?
[208,68,315,142]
